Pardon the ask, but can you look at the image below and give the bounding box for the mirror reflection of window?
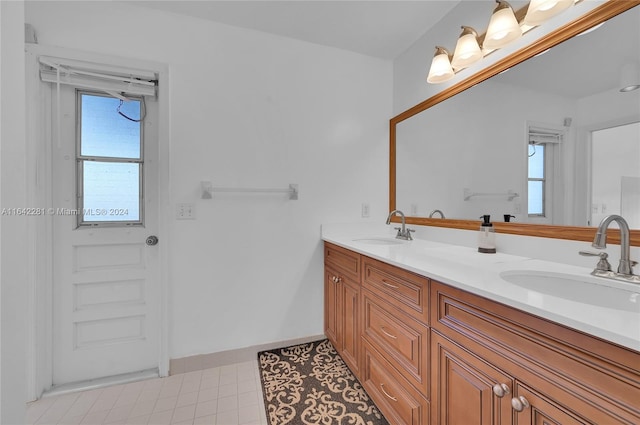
[526,127,562,224]
[528,143,545,216]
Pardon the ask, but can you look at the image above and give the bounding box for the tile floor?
[26,361,268,425]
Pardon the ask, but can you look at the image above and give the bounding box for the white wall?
[592,122,640,227]
[396,78,575,223]
[26,1,391,360]
[1,0,28,422]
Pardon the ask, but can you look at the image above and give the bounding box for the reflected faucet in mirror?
[429,209,445,218]
[386,209,414,240]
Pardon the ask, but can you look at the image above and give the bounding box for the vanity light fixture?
[451,26,483,70]
[619,63,640,93]
[523,0,574,26]
[484,1,523,50]
[427,46,455,83]
[427,0,577,84]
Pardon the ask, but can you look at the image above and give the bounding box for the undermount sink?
[500,270,640,312]
[352,237,406,246]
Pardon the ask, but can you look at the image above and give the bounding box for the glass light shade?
[484,1,522,50]
[427,47,454,84]
[451,27,483,70]
[620,63,640,92]
[523,0,573,26]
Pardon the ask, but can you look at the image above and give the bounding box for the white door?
[51,84,160,385]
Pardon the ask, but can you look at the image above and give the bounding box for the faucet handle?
[579,251,612,272]
[407,228,415,240]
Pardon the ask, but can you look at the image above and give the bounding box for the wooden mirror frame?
[389,0,640,246]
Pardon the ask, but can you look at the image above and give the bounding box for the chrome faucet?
[587,215,637,281]
[429,209,445,218]
[386,210,414,240]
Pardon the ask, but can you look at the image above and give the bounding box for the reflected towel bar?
[202,182,298,200]
[464,188,519,201]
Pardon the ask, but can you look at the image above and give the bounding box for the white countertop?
[322,223,640,352]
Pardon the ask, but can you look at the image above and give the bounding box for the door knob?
[146,235,159,246]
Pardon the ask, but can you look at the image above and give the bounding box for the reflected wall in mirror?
[391,1,640,245]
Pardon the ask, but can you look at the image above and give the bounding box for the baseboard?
[169,334,326,375]
[41,368,159,398]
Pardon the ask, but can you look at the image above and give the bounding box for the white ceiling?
[495,5,640,98]
[126,0,461,60]
[126,1,640,99]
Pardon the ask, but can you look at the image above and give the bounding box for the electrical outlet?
[410,204,418,215]
[361,203,370,218]
[514,203,522,214]
[601,203,607,213]
[176,203,195,220]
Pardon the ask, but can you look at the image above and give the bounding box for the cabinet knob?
[492,383,510,398]
[511,396,530,412]
[331,276,342,283]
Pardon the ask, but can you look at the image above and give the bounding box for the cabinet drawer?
[325,242,360,280]
[362,256,429,323]
[362,291,429,396]
[431,280,640,424]
[362,340,430,425]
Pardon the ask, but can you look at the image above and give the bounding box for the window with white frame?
[77,91,144,226]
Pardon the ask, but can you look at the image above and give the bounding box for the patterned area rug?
[258,339,389,425]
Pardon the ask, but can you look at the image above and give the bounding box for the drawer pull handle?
[380,326,398,339]
[331,276,342,283]
[380,383,398,402]
[511,396,530,412]
[492,383,510,398]
[381,280,399,289]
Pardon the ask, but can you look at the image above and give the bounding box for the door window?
[77,91,144,226]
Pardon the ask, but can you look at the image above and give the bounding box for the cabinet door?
[341,279,360,376]
[324,267,342,349]
[432,331,514,425]
[512,383,591,425]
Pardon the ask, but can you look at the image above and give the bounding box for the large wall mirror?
[390,1,640,246]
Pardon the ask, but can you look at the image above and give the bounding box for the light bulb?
[524,0,573,26]
[451,27,483,70]
[427,47,454,84]
[484,1,522,50]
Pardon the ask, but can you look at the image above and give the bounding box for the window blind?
[529,130,563,144]
[39,56,158,98]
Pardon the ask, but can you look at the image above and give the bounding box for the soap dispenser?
[478,215,497,254]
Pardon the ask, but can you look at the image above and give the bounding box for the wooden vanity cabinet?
[431,280,640,425]
[324,243,361,376]
[325,243,640,425]
[431,331,514,425]
[360,256,431,425]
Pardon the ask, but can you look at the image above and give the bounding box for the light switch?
[176,203,195,220]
